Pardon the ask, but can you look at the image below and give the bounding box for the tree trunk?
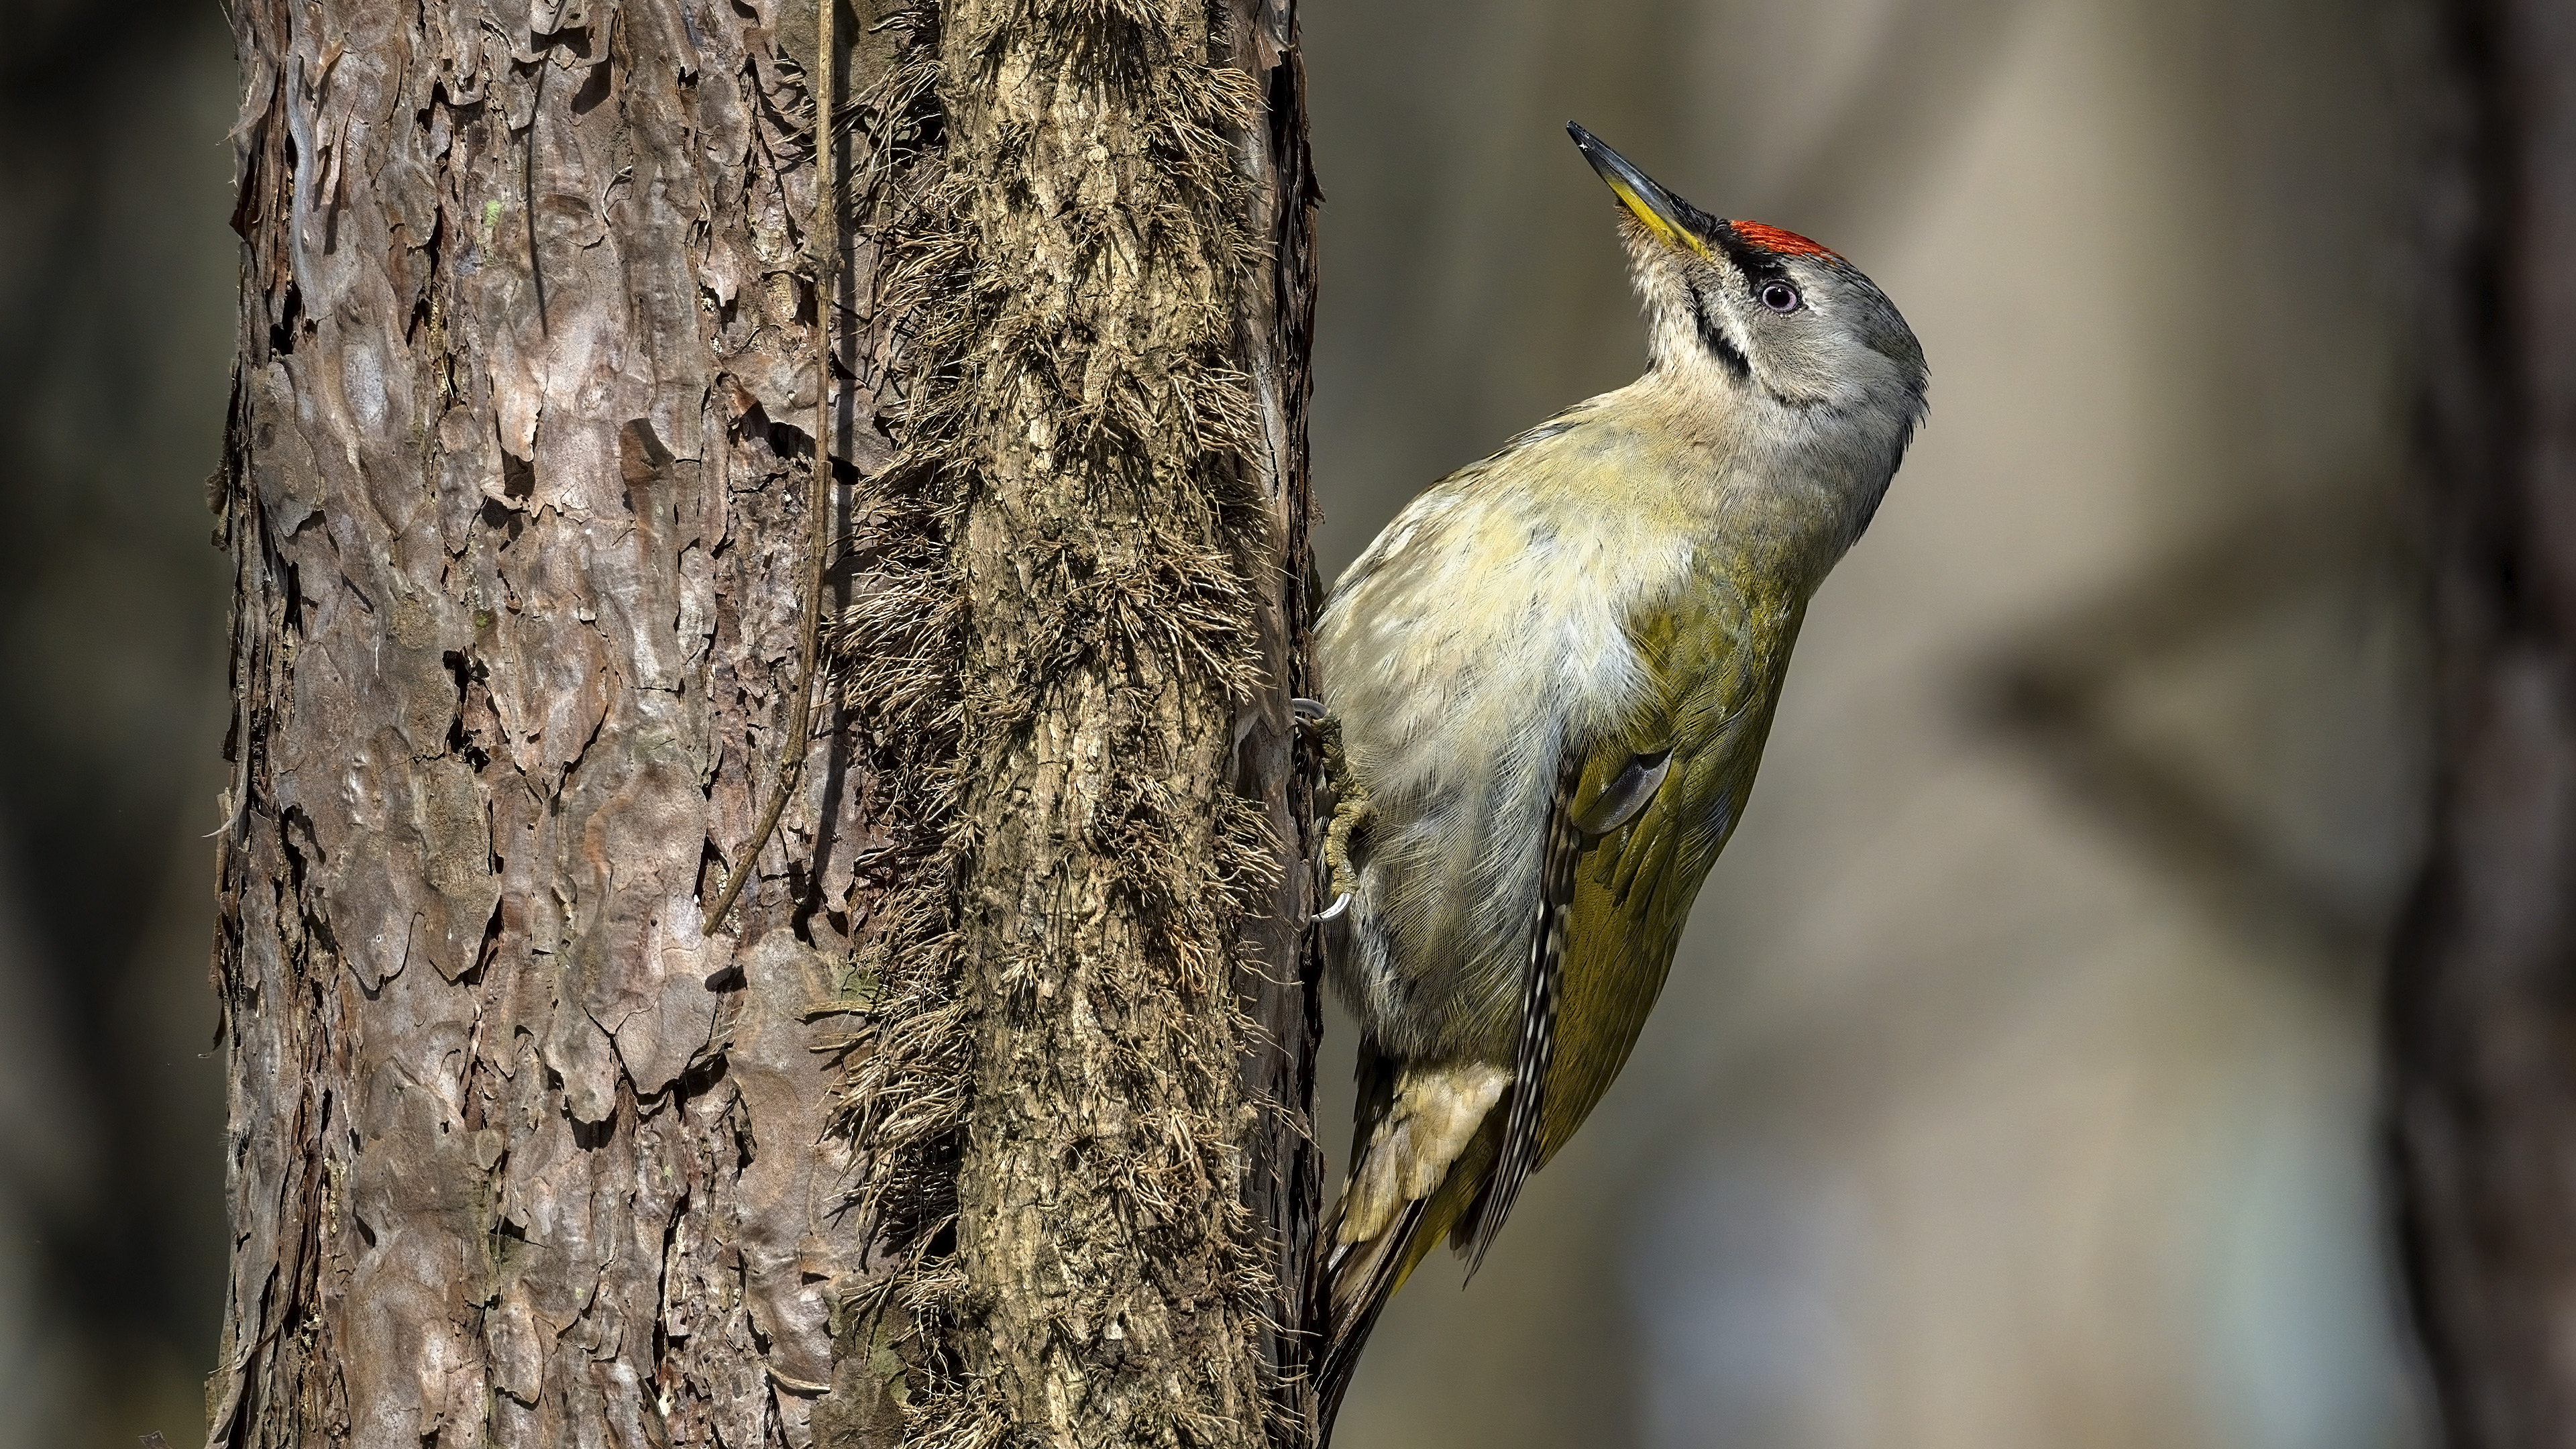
[205,0,1319,1442]
[2385,1,2576,1444]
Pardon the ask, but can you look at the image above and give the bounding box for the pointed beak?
[1568,122,1713,261]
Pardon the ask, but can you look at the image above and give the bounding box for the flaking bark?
[208,0,1318,1443]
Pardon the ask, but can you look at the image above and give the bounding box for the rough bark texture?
[207,0,1318,1442]
[934,2,1300,1440]
[827,3,1321,1445]
[2386,0,2576,1443]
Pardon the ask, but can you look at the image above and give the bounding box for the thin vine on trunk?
[2388,0,2576,1443]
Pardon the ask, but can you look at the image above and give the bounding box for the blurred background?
[0,0,240,1442]
[1303,1,2432,1448]
[0,0,2432,1444]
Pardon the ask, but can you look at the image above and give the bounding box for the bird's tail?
[1311,1193,1427,1444]
[1310,1107,1505,1446]
[1313,1037,1430,1444]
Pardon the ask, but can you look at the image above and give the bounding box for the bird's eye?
[1758,280,1803,313]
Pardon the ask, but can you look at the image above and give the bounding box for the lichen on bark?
[830,1,1321,1445]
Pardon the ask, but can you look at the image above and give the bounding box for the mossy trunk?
[206,0,1319,1441]
[933,3,1313,1444]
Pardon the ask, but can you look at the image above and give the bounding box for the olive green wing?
[1454,577,1796,1264]
[1538,577,1798,1164]
[1454,734,1685,1271]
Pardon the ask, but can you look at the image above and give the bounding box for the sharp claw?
[1291,696,1326,722]
[1313,892,1351,922]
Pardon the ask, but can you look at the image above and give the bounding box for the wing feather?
[1460,745,1585,1272]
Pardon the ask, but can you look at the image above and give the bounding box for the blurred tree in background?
[2388,1,2576,1444]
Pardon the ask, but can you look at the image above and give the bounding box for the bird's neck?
[1605,371,1896,594]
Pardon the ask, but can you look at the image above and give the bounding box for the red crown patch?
[1729,221,1835,259]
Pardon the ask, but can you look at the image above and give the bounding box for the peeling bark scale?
[206,0,1319,1442]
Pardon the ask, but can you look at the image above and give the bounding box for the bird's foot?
[1296,701,1372,923]
[1320,729,1373,922]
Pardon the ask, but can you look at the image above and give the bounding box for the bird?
[1305,122,1927,1438]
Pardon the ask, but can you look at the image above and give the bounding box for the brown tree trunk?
[205,0,1318,1442]
[2386,1,2576,1444]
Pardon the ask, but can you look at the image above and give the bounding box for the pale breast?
[1317,421,1696,1062]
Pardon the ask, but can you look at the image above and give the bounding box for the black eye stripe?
[1684,287,1821,409]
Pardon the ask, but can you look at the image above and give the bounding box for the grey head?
[1567,122,1928,463]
